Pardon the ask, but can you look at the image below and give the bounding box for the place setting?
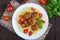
[1,0,60,40]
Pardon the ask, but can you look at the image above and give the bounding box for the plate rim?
[12,3,49,39]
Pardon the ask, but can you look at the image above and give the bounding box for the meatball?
[22,21,28,28]
[32,12,39,19]
[28,18,36,25]
[24,12,31,20]
[31,24,38,31]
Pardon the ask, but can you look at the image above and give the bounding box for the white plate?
[12,3,49,39]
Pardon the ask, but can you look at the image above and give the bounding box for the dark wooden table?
[0,0,60,40]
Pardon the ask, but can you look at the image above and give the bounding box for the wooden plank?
[55,17,60,40]
[0,25,24,40]
[45,16,56,40]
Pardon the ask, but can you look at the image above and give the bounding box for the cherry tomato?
[19,15,24,19]
[18,19,23,24]
[3,15,10,21]
[21,0,28,4]
[39,13,43,18]
[39,0,46,5]
[24,0,28,3]
[41,20,45,23]
[6,4,14,12]
[31,7,36,11]
[19,15,24,22]
[23,29,28,34]
[28,31,33,36]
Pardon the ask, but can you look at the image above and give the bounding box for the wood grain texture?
[0,25,24,40]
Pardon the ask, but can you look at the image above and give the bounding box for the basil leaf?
[48,11,53,18]
[37,21,42,29]
[50,0,57,5]
[37,17,41,21]
[36,17,42,29]
[55,12,60,16]
[52,8,57,13]
[46,4,51,10]
[56,1,60,7]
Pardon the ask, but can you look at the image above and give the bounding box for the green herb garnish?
[46,0,60,18]
[36,17,42,29]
